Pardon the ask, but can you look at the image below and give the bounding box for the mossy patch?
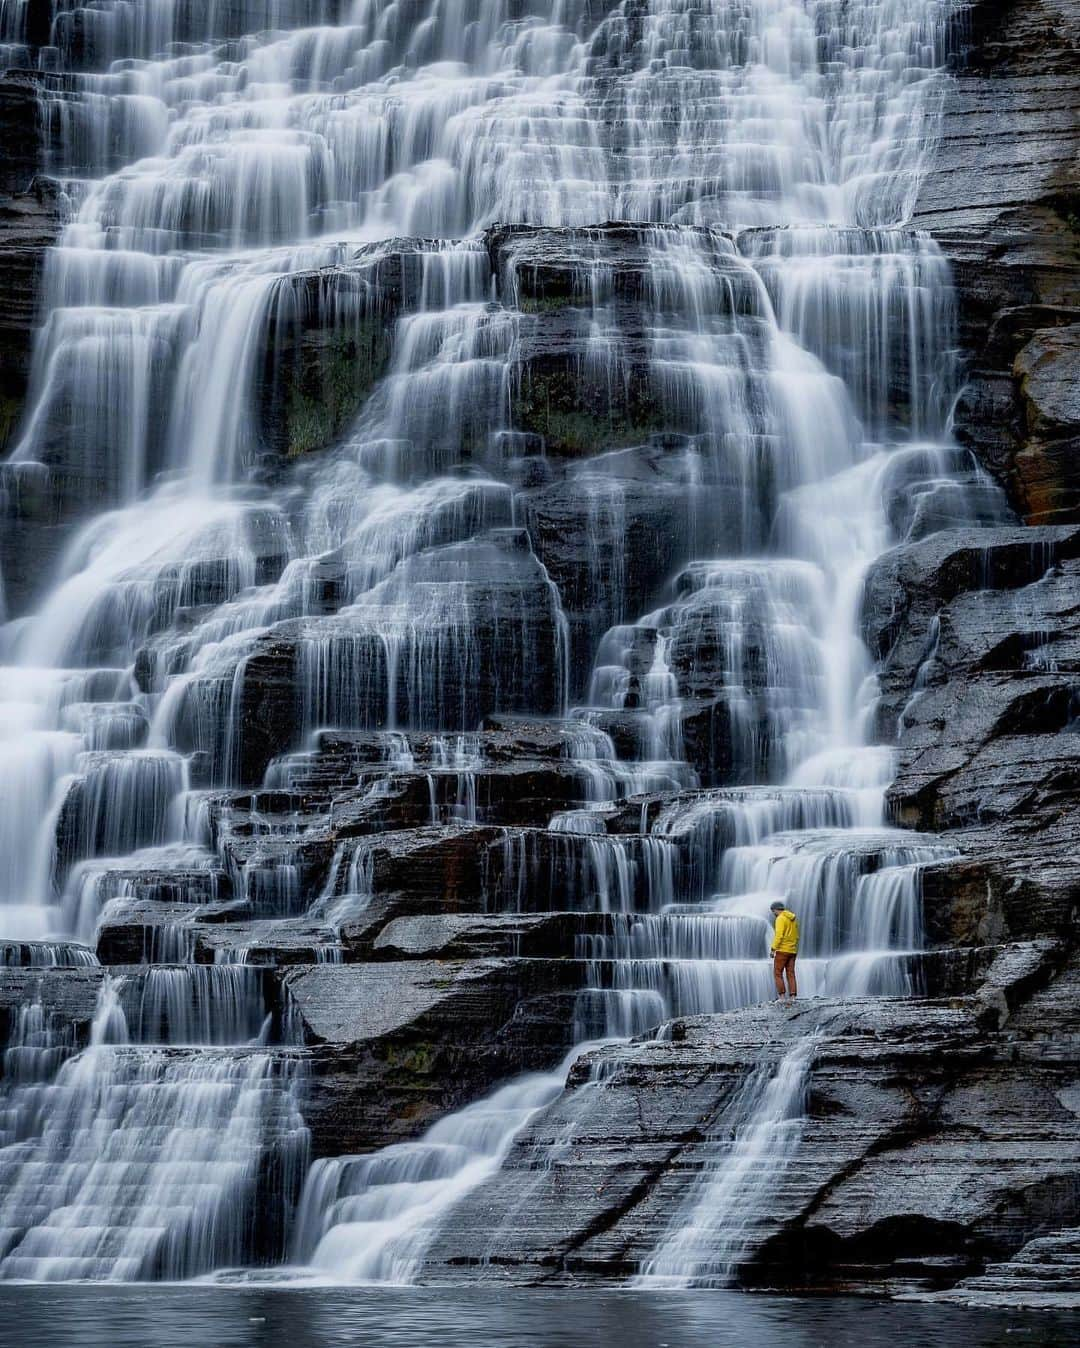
[281,324,391,457]
[518,294,583,315]
[378,1039,440,1079]
[260,297,396,460]
[0,392,23,453]
[510,362,670,456]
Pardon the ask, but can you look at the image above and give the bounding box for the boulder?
[860,527,1080,940]
[0,173,64,449]
[492,223,766,459]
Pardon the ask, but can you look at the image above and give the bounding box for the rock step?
[911,1227,1080,1307]
[962,1270,1080,1289]
[971,1227,1080,1288]
[1007,1228,1080,1253]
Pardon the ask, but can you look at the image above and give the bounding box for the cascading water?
[0,0,999,1287]
[0,973,308,1279]
[291,1051,580,1284]
[637,1033,819,1287]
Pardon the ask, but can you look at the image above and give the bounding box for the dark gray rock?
[209,530,568,763]
[0,74,48,198]
[256,243,429,460]
[518,444,699,692]
[911,939,1069,1024]
[0,940,97,968]
[860,524,1080,735]
[915,0,1080,522]
[47,0,361,72]
[95,898,259,963]
[0,966,105,1049]
[283,958,588,1157]
[919,855,1073,949]
[970,940,1068,1028]
[163,628,299,787]
[191,922,341,966]
[488,222,734,310]
[424,989,1080,1290]
[860,526,1080,943]
[336,824,504,907]
[508,315,668,457]
[908,1226,1080,1309]
[1007,323,1080,522]
[370,911,612,960]
[1016,324,1080,437]
[0,170,66,615]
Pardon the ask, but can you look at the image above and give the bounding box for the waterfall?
[0,0,967,937]
[0,0,987,1287]
[0,974,308,1281]
[292,1051,579,1284]
[637,1034,818,1286]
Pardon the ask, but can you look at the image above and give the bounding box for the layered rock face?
[915,0,1080,523]
[0,67,60,429]
[424,989,1078,1290]
[0,67,63,608]
[0,0,1076,1304]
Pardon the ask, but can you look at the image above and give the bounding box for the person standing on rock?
[769,899,799,1000]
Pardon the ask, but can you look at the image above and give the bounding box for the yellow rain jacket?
[771,909,799,955]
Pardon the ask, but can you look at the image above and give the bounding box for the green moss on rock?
[510,361,669,456]
[280,327,390,457]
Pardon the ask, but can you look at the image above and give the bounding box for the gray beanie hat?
[769,900,786,912]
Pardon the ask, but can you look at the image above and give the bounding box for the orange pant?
[773,951,797,998]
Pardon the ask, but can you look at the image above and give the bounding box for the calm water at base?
[0,1287,1072,1348]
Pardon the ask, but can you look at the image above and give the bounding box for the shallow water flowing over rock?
[0,0,1076,1307]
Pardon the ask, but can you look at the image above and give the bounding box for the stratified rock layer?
[915,0,1080,523]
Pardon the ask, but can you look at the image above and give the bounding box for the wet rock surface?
[0,966,105,1045]
[0,76,64,613]
[908,1225,1080,1309]
[915,0,1080,523]
[423,993,1080,1290]
[0,178,61,450]
[256,243,430,460]
[284,958,587,1156]
[859,523,1080,946]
